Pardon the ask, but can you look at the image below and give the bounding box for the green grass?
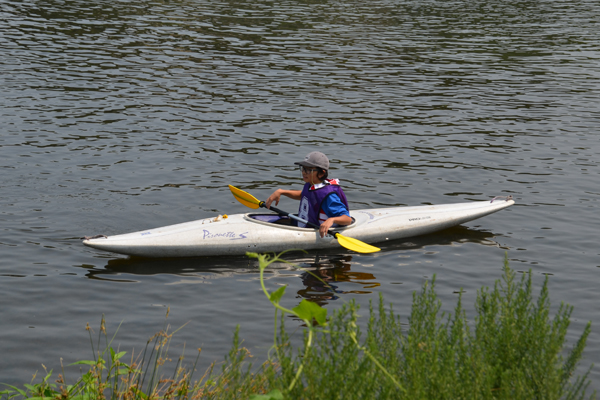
[1,253,595,399]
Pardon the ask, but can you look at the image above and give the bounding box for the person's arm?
[319,215,352,237]
[319,194,352,237]
[265,189,302,209]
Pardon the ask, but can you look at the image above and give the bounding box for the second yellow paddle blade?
[336,233,381,253]
[229,185,261,209]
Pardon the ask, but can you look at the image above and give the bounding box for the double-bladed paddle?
[228,185,380,253]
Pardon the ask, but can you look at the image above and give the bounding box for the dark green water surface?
[1,0,599,389]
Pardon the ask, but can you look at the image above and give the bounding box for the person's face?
[300,165,320,184]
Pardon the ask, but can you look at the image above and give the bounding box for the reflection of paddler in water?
[297,255,380,306]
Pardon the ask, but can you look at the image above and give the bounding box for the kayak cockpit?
[247,214,292,224]
[244,213,357,231]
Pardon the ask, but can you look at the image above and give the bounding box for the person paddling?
[265,151,352,238]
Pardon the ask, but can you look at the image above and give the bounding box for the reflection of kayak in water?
[82,197,514,258]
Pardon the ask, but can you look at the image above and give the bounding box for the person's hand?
[319,218,334,238]
[265,190,281,209]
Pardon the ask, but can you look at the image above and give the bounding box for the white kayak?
[82,196,514,258]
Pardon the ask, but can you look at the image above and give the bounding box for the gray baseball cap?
[294,151,329,170]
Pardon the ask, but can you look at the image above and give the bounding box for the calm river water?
[2,0,599,390]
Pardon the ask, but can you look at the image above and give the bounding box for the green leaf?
[116,368,132,375]
[43,369,53,382]
[292,300,327,326]
[132,387,149,400]
[81,372,94,384]
[1,385,25,397]
[70,360,97,366]
[269,286,287,304]
[249,389,284,400]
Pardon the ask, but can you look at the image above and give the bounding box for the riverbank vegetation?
[1,253,594,399]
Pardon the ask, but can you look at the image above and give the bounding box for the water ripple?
[1,0,600,388]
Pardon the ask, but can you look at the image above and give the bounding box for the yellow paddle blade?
[229,185,262,209]
[335,233,381,253]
